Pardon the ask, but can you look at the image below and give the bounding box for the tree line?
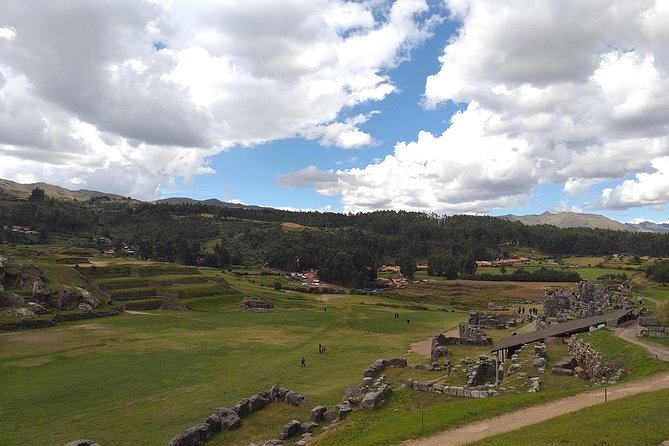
[4,192,669,286]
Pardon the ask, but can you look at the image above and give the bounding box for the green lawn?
[473,388,669,445]
[2,248,668,446]
[0,276,463,446]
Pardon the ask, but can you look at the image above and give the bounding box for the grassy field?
[1,249,668,446]
[0,255,467,446]
[473,388,669,445]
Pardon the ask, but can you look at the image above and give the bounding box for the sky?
[1,1,669,223]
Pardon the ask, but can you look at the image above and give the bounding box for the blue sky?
[1,1,668,223]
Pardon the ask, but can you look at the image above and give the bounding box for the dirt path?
[399,322,669,446]
[613,321,669,361]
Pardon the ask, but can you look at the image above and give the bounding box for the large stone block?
[232,398,252,418]
[215,408,241,431]
[166,426,201,446]
[279,419,301,440]
[249,393,270,412]
[285,391,306,406]
[310,405,328,422]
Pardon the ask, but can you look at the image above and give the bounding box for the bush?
[656,300,669,325]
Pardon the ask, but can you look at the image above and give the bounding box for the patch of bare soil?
[75,261,109,267]
[500,282,571,300]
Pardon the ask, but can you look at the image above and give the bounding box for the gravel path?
[398,321,669,446]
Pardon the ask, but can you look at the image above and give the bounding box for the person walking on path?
[300,356,306,367]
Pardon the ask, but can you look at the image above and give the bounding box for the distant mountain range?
[497,211,669,233]
[2,178,669,233]
[155,197,265,210]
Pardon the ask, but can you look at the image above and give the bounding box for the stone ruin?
[568,337,623,386]
[405,354,501,399]
[352,358,407,411]
[1,264,101,318]
[468,311,516,329]
[638,316,669,338]
[430,323,494,362]
[240,296,274,311]
[166,385,328,446]
[464,355,498,387]
[543,280,631,321]
[459,323,494,345]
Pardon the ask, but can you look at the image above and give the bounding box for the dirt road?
[399,322,669,446]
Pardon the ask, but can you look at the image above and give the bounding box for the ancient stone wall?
[568,337,623,385]
[166,385,325,446]
[638,317,669,338]
[544,280,631,320]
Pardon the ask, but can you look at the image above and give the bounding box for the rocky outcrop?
[16,265,51,299]
[57,287,100,311]
[5,307,36,318]
[0,291,24,307]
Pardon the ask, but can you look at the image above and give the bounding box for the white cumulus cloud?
[284,0,669,213]
[0,0,434,198]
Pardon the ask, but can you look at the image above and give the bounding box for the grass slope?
[474,388,669,446]
[0,270,463,446]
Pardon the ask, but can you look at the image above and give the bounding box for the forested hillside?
[3,195,669,287]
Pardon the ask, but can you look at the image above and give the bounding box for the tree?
[213,242,230,268]
[646,260,669,285]
[29,187,46,201]
[397,250,417,280]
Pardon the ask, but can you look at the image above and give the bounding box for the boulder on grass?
[278,419,301,440]
[215,408,241,431]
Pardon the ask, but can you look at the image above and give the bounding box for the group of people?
[517,306,539,316]
[393,312,410,324]
[300,343,327,367]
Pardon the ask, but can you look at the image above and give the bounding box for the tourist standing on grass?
[300,356,306,367]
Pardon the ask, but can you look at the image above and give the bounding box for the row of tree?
[5,192,669,286]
